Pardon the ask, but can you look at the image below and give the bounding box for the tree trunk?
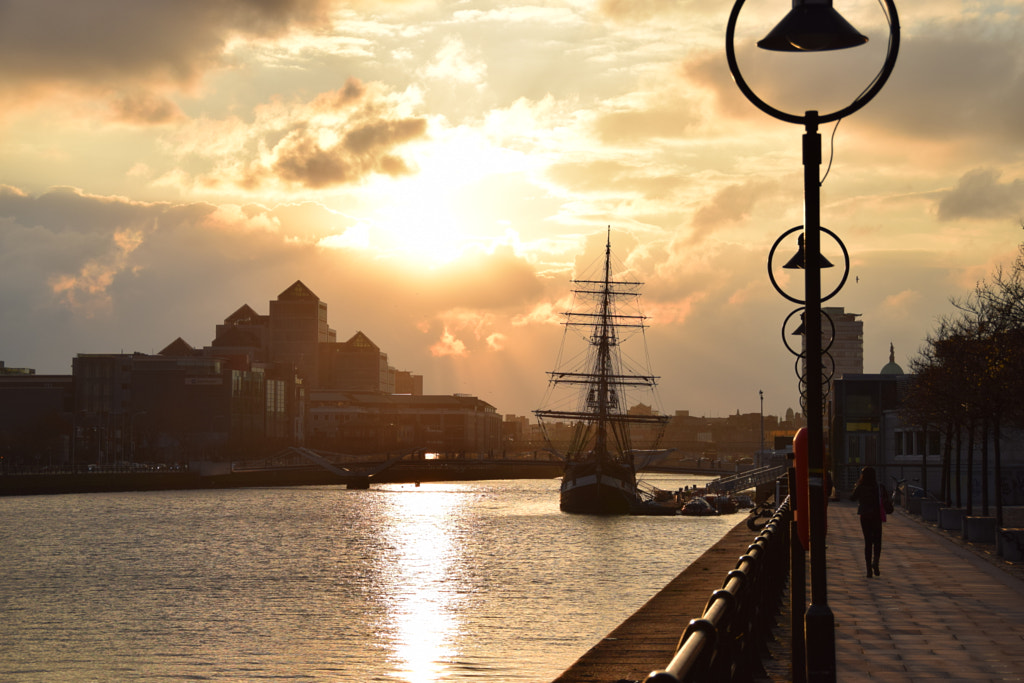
[994,410,1003,528]
[955,424,962,508]
[966,419,975,516]
[941,421,952,506]
[981,416,989,516]
[920,426,928,499]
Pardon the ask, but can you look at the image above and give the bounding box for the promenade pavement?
[804,500,1024,682]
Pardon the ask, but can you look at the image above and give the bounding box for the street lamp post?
[759,389,765,461]
[798,106,834,683]
[725,1,900,681]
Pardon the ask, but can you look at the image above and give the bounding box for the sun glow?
[371,173,473,266]
[343,126,535,267]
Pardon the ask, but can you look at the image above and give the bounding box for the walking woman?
[849,466,889,577]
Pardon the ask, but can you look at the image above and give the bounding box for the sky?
[1,0,1022,420]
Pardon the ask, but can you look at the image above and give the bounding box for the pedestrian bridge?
[705,465,787,494]
[232,447,410,488]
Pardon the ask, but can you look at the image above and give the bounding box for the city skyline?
[1,0,1021,419]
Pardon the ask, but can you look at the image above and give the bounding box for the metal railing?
[706,465,787,494]
[643,496,792,683]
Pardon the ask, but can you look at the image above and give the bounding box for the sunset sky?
[1,0,1022,419]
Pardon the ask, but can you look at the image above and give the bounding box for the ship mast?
[595,229,613,465]
[535,227,667,464]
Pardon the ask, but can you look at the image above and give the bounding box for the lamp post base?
[805,603,836,682]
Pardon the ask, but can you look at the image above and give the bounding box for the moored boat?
[680,496,718,517]
[704,495,739,514]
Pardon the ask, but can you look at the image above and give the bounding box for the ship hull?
[560,462,637,514]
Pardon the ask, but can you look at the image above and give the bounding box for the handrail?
[706,465,786,494]
[643,496,793,682]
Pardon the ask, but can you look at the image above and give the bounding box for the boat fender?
[746,503,773,531]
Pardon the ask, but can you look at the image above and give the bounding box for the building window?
[894,428,942,459]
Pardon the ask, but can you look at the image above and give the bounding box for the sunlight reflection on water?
[382,486,467,683]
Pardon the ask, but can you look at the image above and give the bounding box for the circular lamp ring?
[793,354,835,391]
[795,356,808,384]
[781,307,806,357]
[725,0,901,126]
[767,226,851,304]
[781,306,838,357]
[768,226,807,303]
[822,351,836,385]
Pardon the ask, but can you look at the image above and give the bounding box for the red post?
[794,427,809,551]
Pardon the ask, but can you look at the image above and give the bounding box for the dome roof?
[880,343,904,375]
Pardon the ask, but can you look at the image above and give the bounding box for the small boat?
[680,496,718,517]
[733,493,755,509]
[705,495,738,514]
[630,498,680,516]
[535,229,670,515]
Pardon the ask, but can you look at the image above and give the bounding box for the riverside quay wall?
[0,459,564,496]
[553,516,761,683]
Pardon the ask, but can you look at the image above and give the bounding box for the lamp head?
[782,233,835,269]
[758,0,868,52]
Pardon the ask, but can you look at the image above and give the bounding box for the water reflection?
[1,477,735,682]
[379,484,470,682]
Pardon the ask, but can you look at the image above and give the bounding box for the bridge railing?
[642,495,792,683]
[706,465,786,494]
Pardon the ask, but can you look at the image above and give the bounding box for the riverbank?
[0,459,564,496]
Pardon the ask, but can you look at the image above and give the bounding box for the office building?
[268,280,336,388]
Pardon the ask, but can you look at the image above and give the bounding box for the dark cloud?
[188,77,432,190]
[0,185,165,235]
[0,0,339,123]
[834,25,1024,146]
[0,0,332,90]
[691,179,778,235]
[344,118,426,155]
[689,18,1024,166]
[265,116,427,189]
[682,49,760,123]
[110,92,185,125]
[688,38,898,125]
[313,79,370,111]
[937,168,1024,222]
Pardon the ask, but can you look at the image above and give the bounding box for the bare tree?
[904,242,1024,523]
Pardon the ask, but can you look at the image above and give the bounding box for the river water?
[1,474,742,682]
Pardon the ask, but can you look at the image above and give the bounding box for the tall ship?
[535,229,671,514]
